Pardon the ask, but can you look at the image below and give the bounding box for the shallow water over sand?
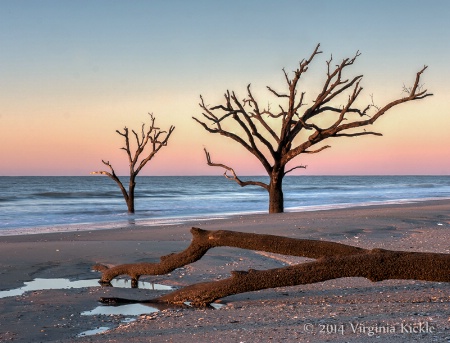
[0,277,173,298]
[1,175,450,234]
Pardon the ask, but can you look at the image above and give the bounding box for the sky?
[0,0,449,176]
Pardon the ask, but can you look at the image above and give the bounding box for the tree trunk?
[126,198,134,214]
[127,177,136,214]
[268,170,284,213]
[154,249,450,305]
[95,227,450,307]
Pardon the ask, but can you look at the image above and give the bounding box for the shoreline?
[1,196,449,237]
[1,199,450,342]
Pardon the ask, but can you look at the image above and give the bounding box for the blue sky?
[0,1,449,175]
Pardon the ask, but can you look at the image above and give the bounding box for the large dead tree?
[91,113,175,213]
[193,44,432,213]
[95,227,450,306]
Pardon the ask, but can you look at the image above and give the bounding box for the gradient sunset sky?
[1,0,449,176]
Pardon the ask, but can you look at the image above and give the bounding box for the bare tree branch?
[91,160,129,203]
[245,85,281,143]
[304,145,331,154]
[333,131,382,138]
[194,94,274,174]
[204,149,269,190]
[284,64,432,166]
[284,165,307,176]
[332,65,432,135]
[266,86,289,98]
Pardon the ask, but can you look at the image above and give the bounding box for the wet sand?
[1,200,450,342]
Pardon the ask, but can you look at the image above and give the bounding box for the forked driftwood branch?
[94,228,450,306]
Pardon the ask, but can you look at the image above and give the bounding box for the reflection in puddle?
[184,301,225,310]
[210,303,226,309]
[122,317,137,323]
[110,279,173,291]
[82,303,159,316]
[0,278,173,298]
[82,300,226,318]
[77,326,111,337]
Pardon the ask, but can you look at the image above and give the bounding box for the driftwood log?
[94,227,450,306]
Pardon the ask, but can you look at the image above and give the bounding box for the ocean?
[1,175,449,235]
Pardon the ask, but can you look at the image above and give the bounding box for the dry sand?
[1,200,450,342]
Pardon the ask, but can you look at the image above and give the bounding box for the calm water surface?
[1,176,449,234]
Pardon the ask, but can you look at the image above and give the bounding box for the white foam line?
[285,197,450,213]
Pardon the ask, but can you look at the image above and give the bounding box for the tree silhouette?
[91,113,175,213]
[193,44,432,213]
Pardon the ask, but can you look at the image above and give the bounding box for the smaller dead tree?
[91,113,174,213]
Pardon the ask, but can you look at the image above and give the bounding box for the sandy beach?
[1,200,450,342]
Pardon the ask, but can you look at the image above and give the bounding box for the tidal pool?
[0,277,173,298]
[0,277,223,337]
[77,326,111,337]
[82,303,159,316]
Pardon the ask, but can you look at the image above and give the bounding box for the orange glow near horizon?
[1,95,448,176]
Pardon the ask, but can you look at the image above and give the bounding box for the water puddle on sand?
[0,277,174,337]
[82,300,225,318]
[77,326,111,337]
[82,303,159,316]
[0,278,173,298]
[79,301,226,337]
[0,278,225,337]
